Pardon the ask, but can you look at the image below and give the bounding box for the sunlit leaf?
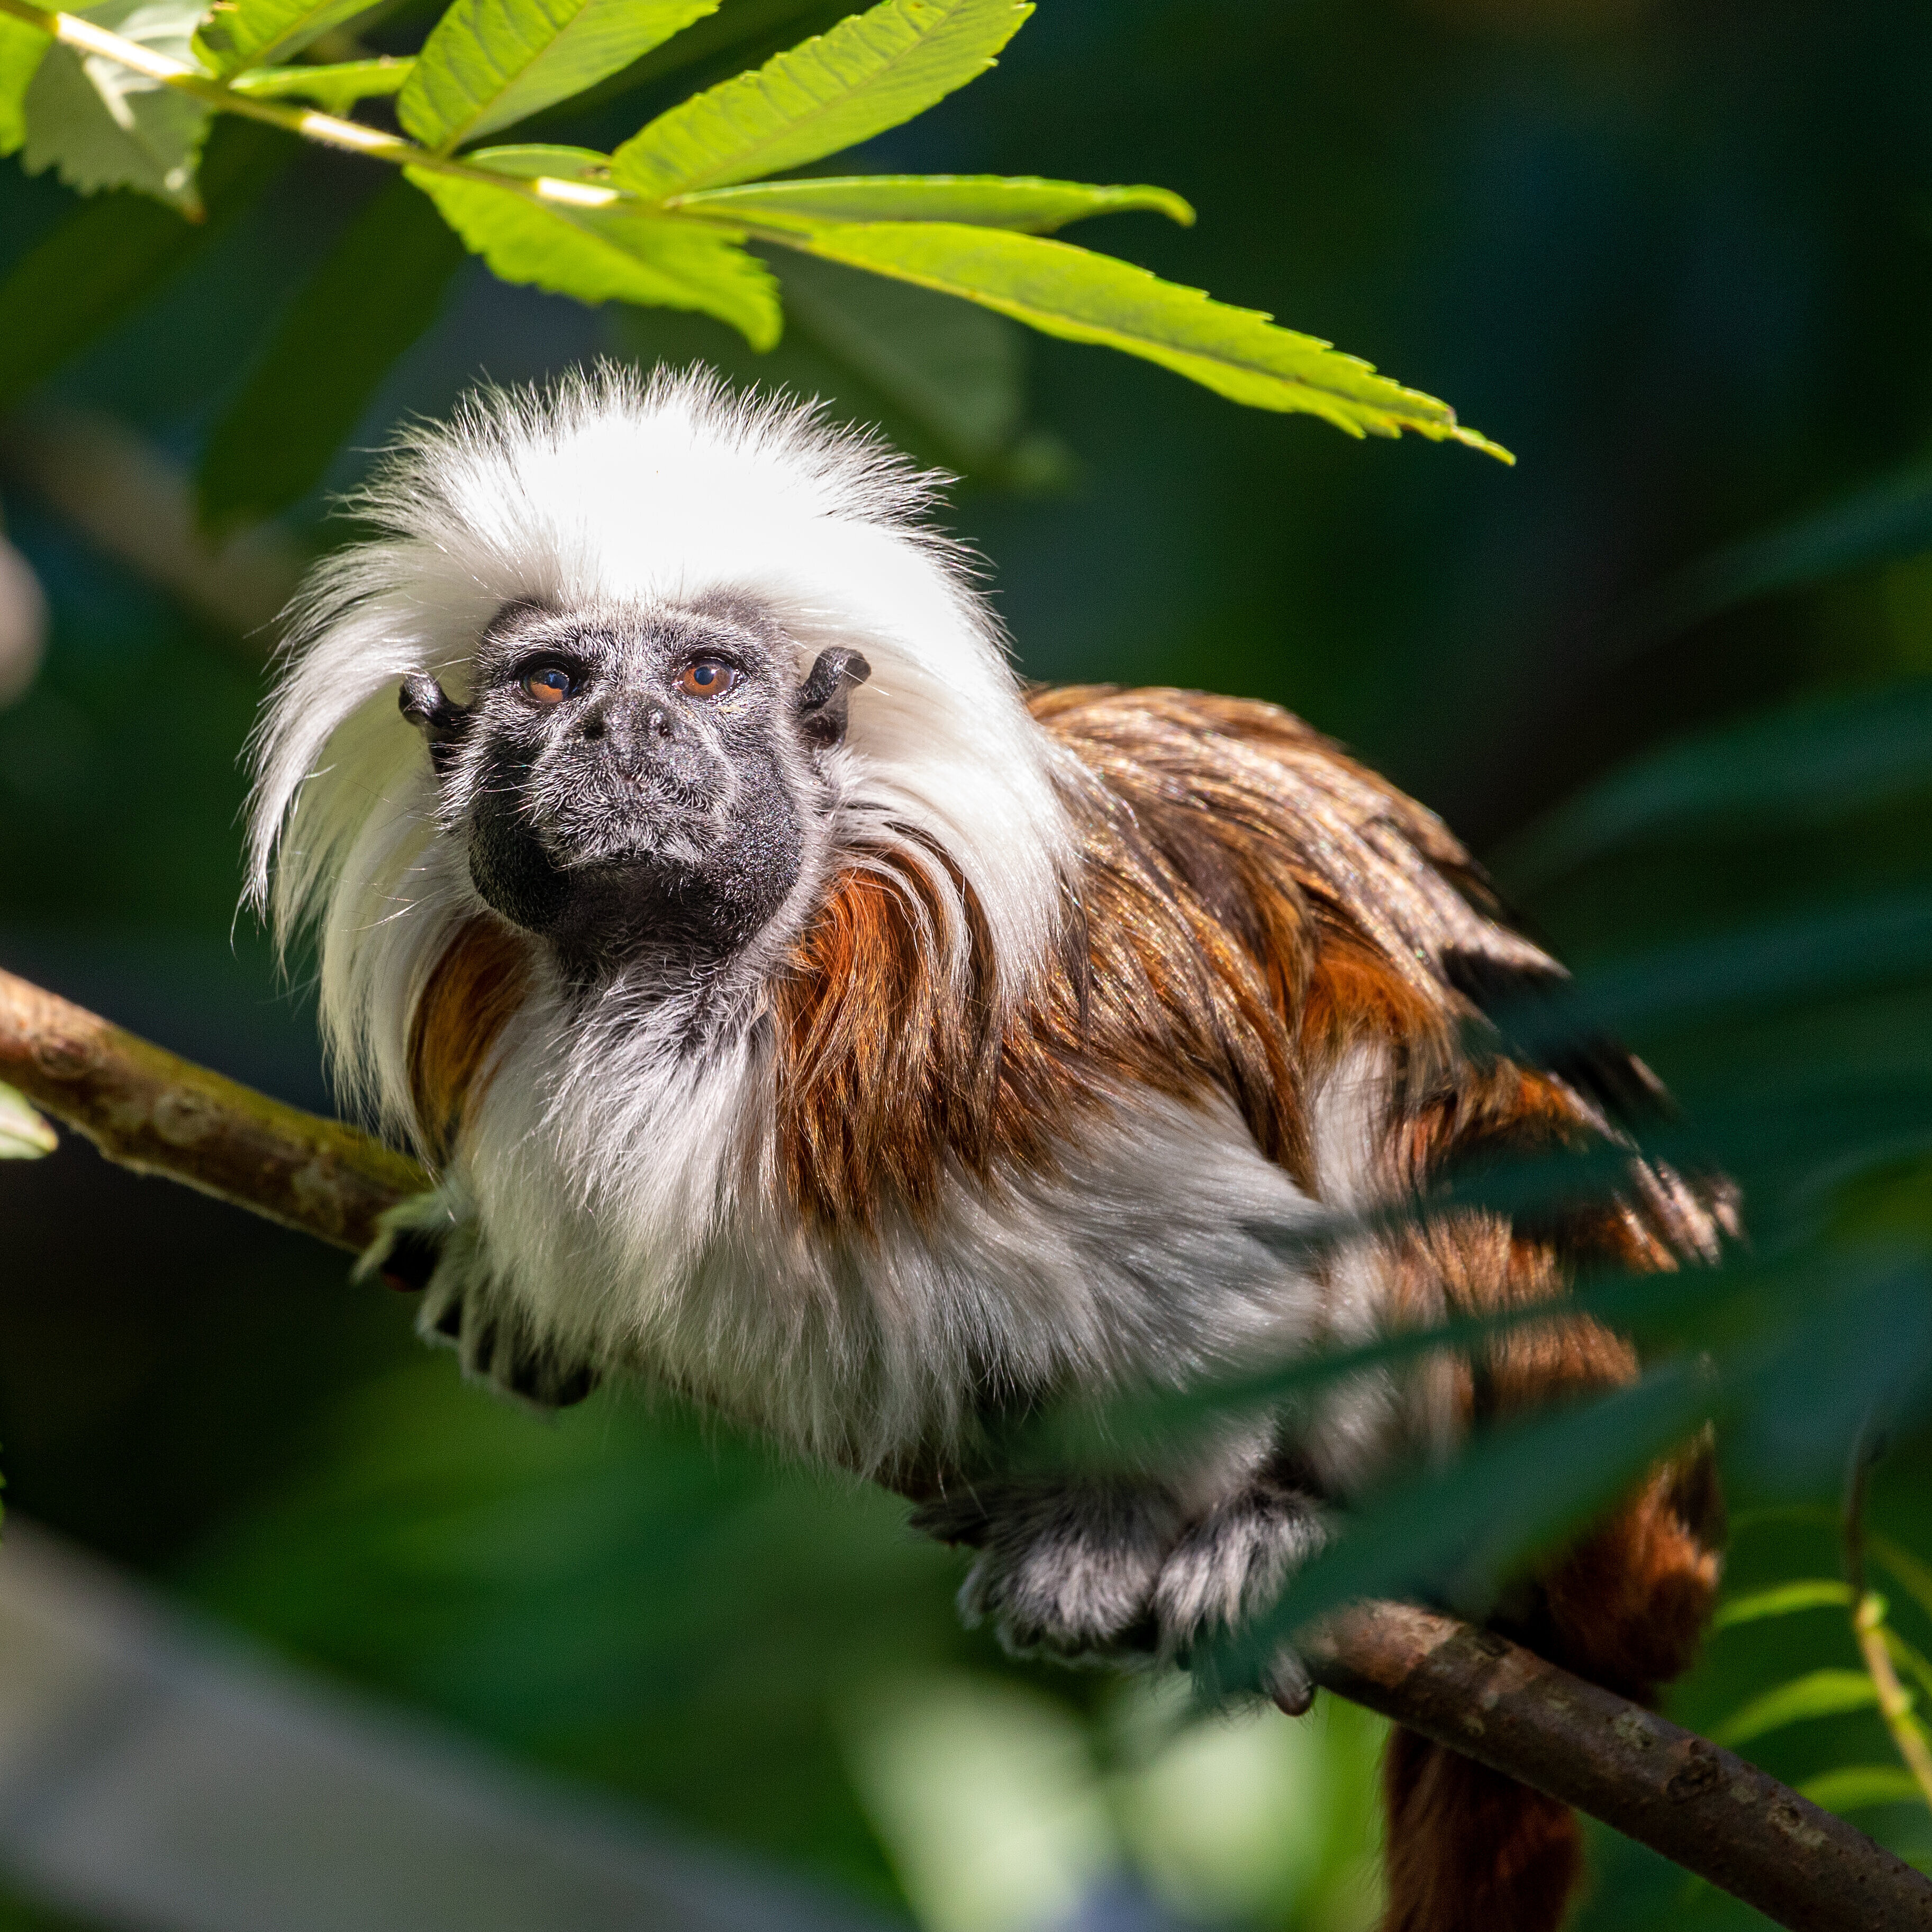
[407,146,779,345]
[670,173,1193,232]
[400,0,715,153]
[563,0,842,119]
[1713,1670,1883,1748]
[731,220,1507,451]
[0,119,292,410]
[192,0,372,75]
[0,6,50,156]
[198,176,468,533]
[612,0,1031,198]
[0,1084,56,1158]
[1712,1580,1854,1630]
[1799,1765,1930,1814]
[22,0,212,213]
[1497,681,1932,890]
[229,56,413,112]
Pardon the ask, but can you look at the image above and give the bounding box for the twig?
[0,0,630,210]
[4,963,1930,1931]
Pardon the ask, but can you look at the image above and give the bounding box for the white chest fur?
[448,986,1333,1472]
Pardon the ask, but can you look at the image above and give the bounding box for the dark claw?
[502,1352,601,1410]
[378,1228,443,1294]
[549,1364,600,1409]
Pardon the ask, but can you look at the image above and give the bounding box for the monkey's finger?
[1265,1646,1314,1717]
[377,1227,443,1293]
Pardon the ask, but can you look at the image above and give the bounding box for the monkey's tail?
[1376,1443,1723,1932]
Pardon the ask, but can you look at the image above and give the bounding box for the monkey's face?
[403,598,867,973]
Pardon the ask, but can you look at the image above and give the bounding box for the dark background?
[2,0,1930,1926]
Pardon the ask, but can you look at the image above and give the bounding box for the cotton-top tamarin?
[249,367,1730,1932]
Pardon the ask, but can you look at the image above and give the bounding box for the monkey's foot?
[1149,1476,1328,1711]
[912,1481,1180,1662]
[913,1473,1326,1700]
[359,1192,601,1412]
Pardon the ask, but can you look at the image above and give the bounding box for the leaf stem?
[1842,1428,1932,1813]
[0,0,625,209]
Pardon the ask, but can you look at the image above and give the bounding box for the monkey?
[247,366,1733,1932]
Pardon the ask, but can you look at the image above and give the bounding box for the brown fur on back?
[776,685,1728,1932]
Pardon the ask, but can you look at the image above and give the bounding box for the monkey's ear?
[796,648,871,749]
[400,673,472,774]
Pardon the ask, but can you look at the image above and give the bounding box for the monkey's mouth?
[469,779,801,967]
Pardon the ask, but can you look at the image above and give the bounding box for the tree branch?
[0,966,423,1253]
[1302,1601,1932,1932]
[4,963,1929,1930]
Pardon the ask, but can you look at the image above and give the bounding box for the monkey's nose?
[645,704,672,738]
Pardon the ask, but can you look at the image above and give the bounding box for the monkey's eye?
[678,657,740,701]
[521,666,576,705]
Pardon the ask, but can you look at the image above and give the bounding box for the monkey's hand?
[912,1472,1325,1709]
[358,1189,600,1411]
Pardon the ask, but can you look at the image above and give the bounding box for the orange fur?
[406,916,532,1163]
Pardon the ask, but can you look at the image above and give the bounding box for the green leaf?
[1873,1534,1932,1629]
[670,173,1193,233]
[198,177,468,533]
[1713,1670,1884,1748]
[407,146,779,346]
[0,1084,56,1159]
[0,7,51,157]
[1799,1765,1930,1813]
[1884,1628,1932,1709]
[1209,1362,1713,1690]
[1487,891,1932,1063]
[612,244,1054,479]
[0,119,292,411]
[612,0,1031,198]
[22,0,213,213]
[1495,681,1932,890]
[1633,455,1932,646]
[193,0,373,75]
[229,56,413,112]
[1712,1580,1855,1630]
[401,0,716,154]
[769,248,1024,466]
[742,221,1508,452]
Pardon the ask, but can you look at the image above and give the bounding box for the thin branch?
[0,0,630,211]
[4,963,1930,1931]
[0,966,423,1252]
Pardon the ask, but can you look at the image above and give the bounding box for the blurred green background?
[3,0,1932,1927]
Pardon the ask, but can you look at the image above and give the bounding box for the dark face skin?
[402,598,868,979]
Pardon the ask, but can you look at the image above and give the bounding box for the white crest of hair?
[246,362,1075,1133]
